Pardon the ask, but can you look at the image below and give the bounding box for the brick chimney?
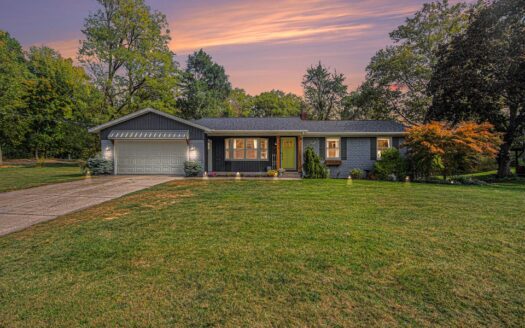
[300,110,308,120]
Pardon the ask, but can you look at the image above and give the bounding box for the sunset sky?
[0,0,465,95]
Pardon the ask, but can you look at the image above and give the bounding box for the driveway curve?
[0,176,176,236]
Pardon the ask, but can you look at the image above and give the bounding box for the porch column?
[297,136,303,173]
[276,136,280,170]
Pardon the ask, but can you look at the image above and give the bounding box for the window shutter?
[393,137,400,149]
[341,138,347,160]
[318,137,325,160]
[204,136,208,171]
[370,137,377,160]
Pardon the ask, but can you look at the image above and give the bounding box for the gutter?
[206,130,308,136]
[303,132,407,137]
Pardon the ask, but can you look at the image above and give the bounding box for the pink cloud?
[169,0,420,52]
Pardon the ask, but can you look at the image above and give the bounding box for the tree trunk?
[497,142,512,178]
[0,144,3,165]
[35,148,39,160]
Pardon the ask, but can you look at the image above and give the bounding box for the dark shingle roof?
[192,117,405,133]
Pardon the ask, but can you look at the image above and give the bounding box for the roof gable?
[88,108,210,133]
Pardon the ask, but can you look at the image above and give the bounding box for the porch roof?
[107,130,189,140]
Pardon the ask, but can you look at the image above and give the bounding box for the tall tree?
[0,30,30,163]
[223,88,253,117]
[353,0,470,124]
[25,47,100,159]
[342,81,397,120]
[252,90,304,117]
[428,0,525,177]
[177,49,232,119]
[79,0,178,118]
[302,62,347,120]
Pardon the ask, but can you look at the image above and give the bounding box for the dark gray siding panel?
[341,138,347,160]
[210,136,276,172]
[100,112,205,140]
[318,137,325,160]
[393,137,400,149]
[204,136,209,172]
[370,137,377,160]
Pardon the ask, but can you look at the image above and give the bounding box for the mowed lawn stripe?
[0,164,85,192]
[0,180,523,327]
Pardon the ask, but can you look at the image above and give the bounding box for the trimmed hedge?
[83,156,113,175]
[184,161,203,177]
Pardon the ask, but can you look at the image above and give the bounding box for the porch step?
[281,172,301,179]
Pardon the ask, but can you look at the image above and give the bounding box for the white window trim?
[224,138,269,161]
[326,137,341,159]
[376,137,392,159]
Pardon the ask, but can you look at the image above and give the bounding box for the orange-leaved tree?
[404,121,501,179]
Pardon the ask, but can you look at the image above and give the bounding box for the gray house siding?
[188,139,205,169]
[100,112,205,141]
[332,138,376,178]
[303,137,319,155]
[101,140,114,160]
[303,137,404,178]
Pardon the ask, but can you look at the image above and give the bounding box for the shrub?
[303,146,328,179]
[350,168,365,179]
[386,173,398,181]
[267,169,278,177]
[184,161,203,177]
[84,155,113,175]
[404,121,501,179]
[374,148,406,181]
[412,176,487,185]
[449,175,487,185]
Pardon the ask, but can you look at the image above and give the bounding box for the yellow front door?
[281,137,296,170]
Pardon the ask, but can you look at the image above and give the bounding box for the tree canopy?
[404,121,501,179]
[302,62,347,120]
[350,0,470,125]
[0,31,30,163]
[25,47,101,159]
[177,49,232,119]
[252,90,304,117]
[79,0,178,118]
[428,0,525,177]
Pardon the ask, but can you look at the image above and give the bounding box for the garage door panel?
[116,140,187,175]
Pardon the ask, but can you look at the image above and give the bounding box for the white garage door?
[115,140,187,175]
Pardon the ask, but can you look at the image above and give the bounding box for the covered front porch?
[205,135,304,175]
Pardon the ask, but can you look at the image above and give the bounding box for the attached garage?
[89,108,211,175]
[110,130,189,175]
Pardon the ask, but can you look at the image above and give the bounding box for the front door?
[280,137,296,170]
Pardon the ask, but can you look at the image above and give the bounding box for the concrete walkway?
[0,176,176,236]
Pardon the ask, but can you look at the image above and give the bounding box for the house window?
[260,139,268,160]
[224,138,269,161]
[377,138,391,159]
[326,138,340,159]
[234,138,245,159]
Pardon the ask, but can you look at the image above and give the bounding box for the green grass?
[0,163,85,192]
[0,180,524,327]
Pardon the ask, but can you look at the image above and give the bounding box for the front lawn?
[0,163,85,192]
[0,180,523,326]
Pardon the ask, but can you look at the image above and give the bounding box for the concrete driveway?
[0,176,176,236]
